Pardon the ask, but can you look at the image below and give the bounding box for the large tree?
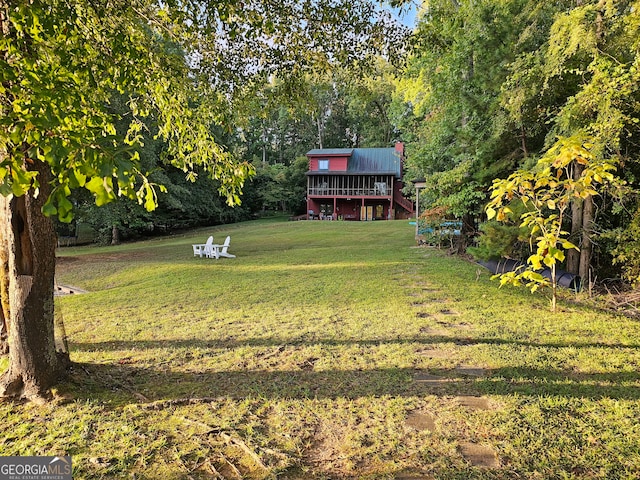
[0,0,408,402]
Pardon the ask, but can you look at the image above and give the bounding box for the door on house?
[360,205,374,221]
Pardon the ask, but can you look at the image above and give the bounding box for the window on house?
[318,159,329,170]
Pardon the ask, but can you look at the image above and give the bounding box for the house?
[306,142,414,221]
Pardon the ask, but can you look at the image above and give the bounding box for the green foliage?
[344,59,401,147]
[486,135,622,309]
[238,64,404,159]
[400,0,640,285]
[1,0,408,221]
[0,0,252,220]
[544,1,640,154]
[243,157,309,215]
[610,205,640,286]
[416,160,486,218]
[401,0,536,220]
[467,221,524,260]
[468,200,532,261]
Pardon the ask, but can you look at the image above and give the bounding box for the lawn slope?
[1,219,639,479]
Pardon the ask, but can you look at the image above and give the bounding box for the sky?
[388,0,421,28]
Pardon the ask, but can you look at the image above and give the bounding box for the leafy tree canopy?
[399,0,640,286]
[0,0,409,220]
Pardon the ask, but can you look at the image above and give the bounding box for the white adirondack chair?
[217,236,235,259]
[193,236,213,257]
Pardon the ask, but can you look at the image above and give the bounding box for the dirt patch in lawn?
[459,442,500,468]
[416,348,455,359]
[405,411,437,432]
[58,250,157,264]
[454,395,491,411]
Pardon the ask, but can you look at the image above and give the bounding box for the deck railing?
[308,187,389,197]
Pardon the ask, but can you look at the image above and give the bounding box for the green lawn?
[2,218,640,479]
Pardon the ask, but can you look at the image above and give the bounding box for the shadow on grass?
[65,338,640,405]
[70,334,640,353]
[67,363,640,405]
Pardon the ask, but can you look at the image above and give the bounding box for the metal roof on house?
[306,148,354,156]
[306,147,403,178]
[349,148,402,177]
[307,147,402,178]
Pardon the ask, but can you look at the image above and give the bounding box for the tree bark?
[566,198,583,275]
[317,114,324,149]
[566,163,584,275]
[111,225,121,245]
[0,158,65,402]
[579,194,594,282]
[520,124,528,157]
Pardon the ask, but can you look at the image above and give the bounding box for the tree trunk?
[566,198,583,275]
[261,120,267,166]
[0,158,65,402]
[111,225,120,245]
[520,124,528,157]
[315,111,324,149]
[550,263,557,312]
[579,194,594,282]
[455,213,475,255]
[0,319,7,355]
[566,163,585,275]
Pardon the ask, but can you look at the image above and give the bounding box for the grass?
[2,218,640,479]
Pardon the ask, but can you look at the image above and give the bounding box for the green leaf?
[551,247,565,261]
[69,169,87,188]
[524,271,546,283]
[529,254,544,270]
[10,168,37,196]
[86,176,115,206]
[143,184,157,212]
[42,200,57,217]
[57,195,74,223]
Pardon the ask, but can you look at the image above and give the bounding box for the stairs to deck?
[394,193,414,214]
